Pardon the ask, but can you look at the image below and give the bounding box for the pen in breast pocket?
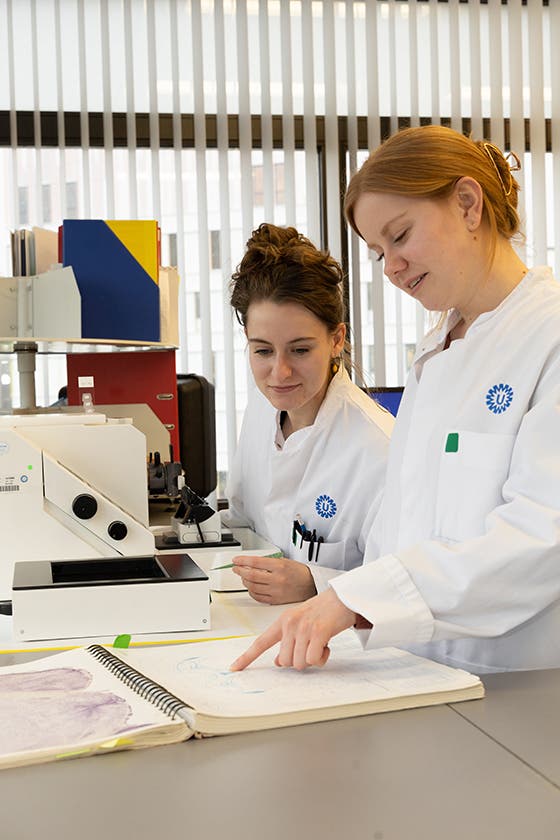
[315,536,324,562]
[308,532,316,563]
[297,516,307,533]
[301,531,311,552]
[292,515,307,545]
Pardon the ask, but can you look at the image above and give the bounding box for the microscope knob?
[108,521,128,541]
[72,494,98,520]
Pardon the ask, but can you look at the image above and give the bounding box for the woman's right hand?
[230,587,358,670]
[232,554,317,604]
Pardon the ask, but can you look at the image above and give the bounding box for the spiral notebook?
[0,634,483,770]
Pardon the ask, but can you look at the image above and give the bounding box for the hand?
[230,587,358,671]
[232,554,317,604]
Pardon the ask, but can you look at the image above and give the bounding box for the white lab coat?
[224,367,393,592]
[332,266,560,674]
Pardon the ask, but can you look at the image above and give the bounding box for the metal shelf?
[0,338,177,354]
[0,339,178,411]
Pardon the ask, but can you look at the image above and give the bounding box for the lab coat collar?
[272,366,349,451]
[461,266,550,333]
[413,313,460,373]
[413,266,551,369]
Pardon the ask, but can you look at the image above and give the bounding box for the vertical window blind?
[0,0,557,489]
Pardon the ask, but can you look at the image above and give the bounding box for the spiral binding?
[87,644,187,720]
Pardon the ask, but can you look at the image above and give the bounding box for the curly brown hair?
[230,223,346,336]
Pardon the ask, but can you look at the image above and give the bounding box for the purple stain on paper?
[0,667,92,693]
[0,667,136,754]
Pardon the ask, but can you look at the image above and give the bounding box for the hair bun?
[244,223,342,286]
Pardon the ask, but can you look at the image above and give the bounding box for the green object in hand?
[212,551,282,571]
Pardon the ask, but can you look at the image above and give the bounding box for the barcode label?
[0,485,19,492]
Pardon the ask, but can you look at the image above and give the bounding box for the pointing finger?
[229,622,282,671]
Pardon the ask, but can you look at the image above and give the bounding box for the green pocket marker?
[445,432,459,453]
[113,633,131,649]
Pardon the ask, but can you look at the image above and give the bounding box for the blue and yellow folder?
[62,220,160,342]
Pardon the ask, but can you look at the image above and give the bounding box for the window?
[0,0,556,481]
[65,182,78,219]
[18,187,28,226]
[252,166,264,207]
[42,184,52,224]
[168,233,178,268]
[274,164,285,208]
[209,231,221,271]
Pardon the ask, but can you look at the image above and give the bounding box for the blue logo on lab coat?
[315,494,337,519]
[485,383,514,414]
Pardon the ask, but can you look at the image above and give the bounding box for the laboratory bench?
[0,634,559,839]
[0,526,558,838]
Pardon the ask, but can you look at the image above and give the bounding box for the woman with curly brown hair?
[224,223,393,605]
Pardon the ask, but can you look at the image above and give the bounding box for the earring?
[331,358,339,375]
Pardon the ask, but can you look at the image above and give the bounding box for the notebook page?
[0,647,180,761]
[117,633,481,719]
